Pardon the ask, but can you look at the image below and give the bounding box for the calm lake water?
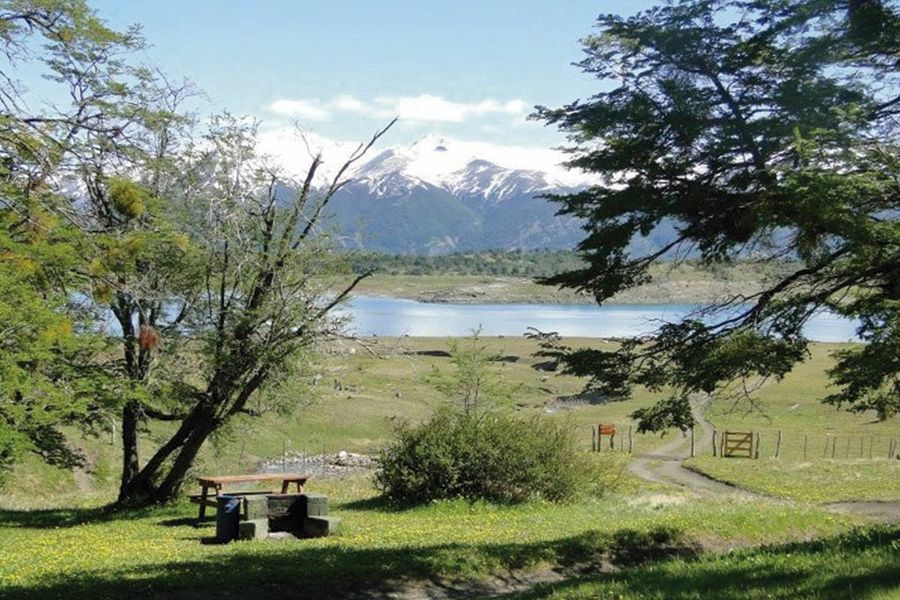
[341,295,859,342]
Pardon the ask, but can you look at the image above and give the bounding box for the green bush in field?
[374,408,589,504]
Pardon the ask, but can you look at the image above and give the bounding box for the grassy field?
[508,525,900,599]
[1,337,899,598]
[0,336,676,508]
[685,343,900,503]
[0,474,877,599]
[2,337,898,508]
[353,261,795,305]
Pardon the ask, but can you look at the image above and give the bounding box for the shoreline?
[351,273,774,306]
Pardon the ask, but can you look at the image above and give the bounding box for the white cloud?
[267,99,331,121]
[265,94,531,124]
[332,94,367,112]
[371,95,528,122]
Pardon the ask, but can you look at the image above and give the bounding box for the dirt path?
[628,397,900,522]
[628,397,762,497]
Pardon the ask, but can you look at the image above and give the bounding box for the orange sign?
[599,424,616,436]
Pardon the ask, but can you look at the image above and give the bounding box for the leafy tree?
[0,210,103,479]
[0,0,202,497]
[116,116,393,504]
[0,0,137,478]
[0,1,395,505]
[537,0,900,428]
[70,80,199,501]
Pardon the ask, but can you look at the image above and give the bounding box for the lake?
[340,295,859,342]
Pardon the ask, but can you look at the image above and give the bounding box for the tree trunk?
[116,401,217,506]
[113,296,145,501]
[150,421,215,503]
[118,401,141,501]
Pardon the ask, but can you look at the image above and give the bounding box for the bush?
[374,409,589,504]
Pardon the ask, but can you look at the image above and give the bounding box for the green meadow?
[1,336,898,598]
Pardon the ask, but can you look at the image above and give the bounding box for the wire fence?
[587,423,900,462]
[706,429,899,461]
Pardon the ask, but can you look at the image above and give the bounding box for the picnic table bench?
[190,473,309,521]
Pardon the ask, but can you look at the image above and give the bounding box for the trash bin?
[215,495,241,543]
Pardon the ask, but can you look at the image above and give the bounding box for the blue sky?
[89,0,653,147]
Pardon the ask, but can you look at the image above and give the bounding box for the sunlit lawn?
[1,340,899,598]
[686,457,900,504]
[686,344,900,503]
[0,474,863,599]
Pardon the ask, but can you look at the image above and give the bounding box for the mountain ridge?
[322,135,589,254]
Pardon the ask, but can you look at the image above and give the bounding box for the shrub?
[374,408,589,504]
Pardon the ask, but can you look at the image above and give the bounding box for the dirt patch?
[627,493,689,509]
[381,567,569,600]
[826,501,900,523]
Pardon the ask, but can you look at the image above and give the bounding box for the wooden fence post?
[592,426,597,452]
[754,432,761,459]
[831,436,837,459]
[803,435,808,461]
[712,430,718,457]
[775,430,782,459]
[628,426,633,454]
[845,436,851,459]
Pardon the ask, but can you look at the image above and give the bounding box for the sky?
[87,0,654,151]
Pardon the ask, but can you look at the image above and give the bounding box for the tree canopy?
[538,0,900,427]
[0,0,393,504]
[0,0,138,478]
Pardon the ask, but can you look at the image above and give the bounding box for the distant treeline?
[349,250,587,277]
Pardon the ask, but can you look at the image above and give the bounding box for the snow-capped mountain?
[260,131,595,254]
[316,135,592,254]
[350,134,590,196]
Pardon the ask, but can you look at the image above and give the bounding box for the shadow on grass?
[0,502,189,529]
[157,516,213,528]
[0,505,125,529]
[338,494,402,512]
[506,526,900,600]
[2,513,898,600]
[2,524,696,600]
[338,494,486,513]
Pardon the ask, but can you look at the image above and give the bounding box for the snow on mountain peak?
[352,135,592,197]
[258,128,593,197]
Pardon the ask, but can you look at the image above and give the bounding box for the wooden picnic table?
[192,473,309,521]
